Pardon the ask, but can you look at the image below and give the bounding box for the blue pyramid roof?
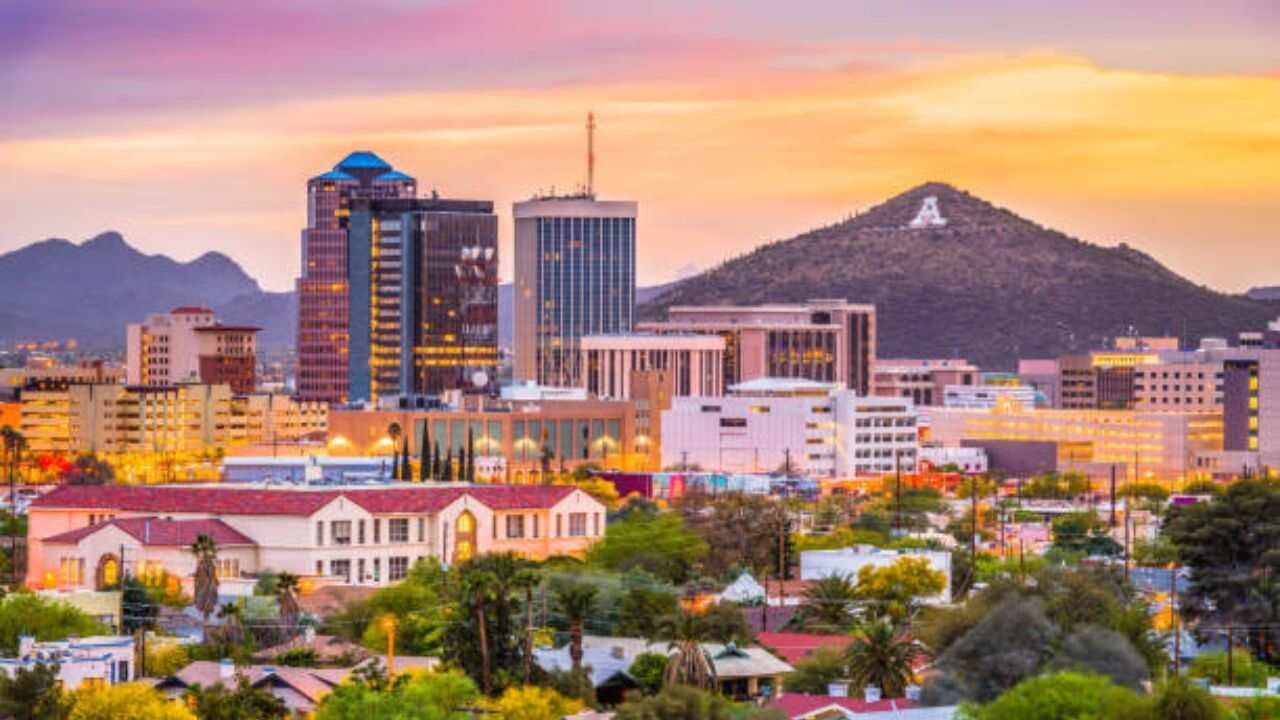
[376,170,415,182]
[336,151,392,171]
[311,169,356,182]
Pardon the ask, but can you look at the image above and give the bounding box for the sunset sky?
[2,1,1278,292]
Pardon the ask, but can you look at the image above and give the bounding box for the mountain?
[641,182,1279,369]
[1248,286,1280,301]
[496,279,684,349]
[0,232,296,349]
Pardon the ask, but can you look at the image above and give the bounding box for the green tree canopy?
[614,685,785,720]
[587,511,707,584]
[0,662,69,720]
[184,676,289,720]
[0,594,107,654]
[316,667,478,720]
[956,672,1148,720]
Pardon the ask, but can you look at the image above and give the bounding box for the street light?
[382,614,398,677]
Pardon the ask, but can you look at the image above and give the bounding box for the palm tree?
[217,602,244,646]
[462,567,497,694]
[1,426,26,587]
[191,534,220,627]
[658,611,716,690]
[845,619,924,699]
[553,580,598,673]
[512,569,540,685]
[799,575,861,633]
[276,572,301,635]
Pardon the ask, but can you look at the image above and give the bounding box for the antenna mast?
[586,112,596,197]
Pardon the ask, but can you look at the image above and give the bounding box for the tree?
[615,573,680,639]
[442,554,526,695]
[1189,649,1274,688]
[675,495,787,579]
[855,556,946,624]
[552,580,598,673]
[572,477,620,510]
[192,534,220,627]
[783,646,848,695]
[1149,675,1225,720]
[63,453,114,486]
[2,426,26,584]
[957,672,1147,720]
[419,423,431,482]
[846,620,925,698]
[1046,625,1149,690]
[629,652,670,694]
[400,442,412,485]
[184,675,289,720]
[615,685,785,720]
[658,612,716,690]
[68,683,196,720]
[1165,479,1280,662]
[695,602,753,645]
[146,643,191,677]
[0,662,70,720]
[275,573,301,635]
[387,423,403,480]
[442,447,454,482]
[923,595,1059,704]
[587,511,707,584]
[120,577,157,634]
[0,594,107,654]
[316,667,478,720]
[217,602,244,647]
[797,575,860,633]
[431,441,442,481]
[482,686,583,720]
[465,427,475,483]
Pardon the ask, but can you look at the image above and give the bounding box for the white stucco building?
[660,378,918,477]
[27,484,606,592]
[0,635,135,690]
[800,546,952,604]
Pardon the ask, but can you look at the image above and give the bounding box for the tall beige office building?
[513,196,638,387]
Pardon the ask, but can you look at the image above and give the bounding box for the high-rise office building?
[296,152,497,404]
[513,196,638,387]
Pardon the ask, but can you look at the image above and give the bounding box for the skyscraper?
[296,152,497,404]
[513,196,638,387]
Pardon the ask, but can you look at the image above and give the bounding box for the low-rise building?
[661,378,918,478]
[579,333,725,400]
[27,483,606,591]
[942,384,1036,411]
[0,635,135,689]
[918,445,988,474]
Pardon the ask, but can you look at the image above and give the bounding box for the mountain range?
[641,182,1278,368]
[0,232,295,350]
[4,184,1275,367]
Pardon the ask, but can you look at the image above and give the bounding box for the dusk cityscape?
[1,2,1279,719]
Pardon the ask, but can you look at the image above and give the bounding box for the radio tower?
[586,112,596,198]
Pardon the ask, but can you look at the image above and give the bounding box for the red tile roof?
[757,632,854,664]
[44,517,256,546]
[170,306,214,315]
[770,694,916,718]
[32,484,580,517]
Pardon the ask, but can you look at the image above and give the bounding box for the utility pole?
[1226,626,1234,686]
[969,477,978,584]
[586,112,596,197]
[894,448,903,535]
[1170,564,1180,674]
[1122,513,1130,582]
[1109,464,1117,530]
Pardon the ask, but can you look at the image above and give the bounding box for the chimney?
[219,658,234,680]
[827,682,848,698]
[864,685,882,703]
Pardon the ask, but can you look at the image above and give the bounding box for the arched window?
[454,511,476,564]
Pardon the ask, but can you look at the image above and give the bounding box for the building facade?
[126,308,259,393]
[660,378,918,478]
[0,636,135,690]
[27,484,606,591]
[579,333,725,400]
[513,196,638,387]
[346,197,498,402]
[639,300,876,396]
[296,152,417,403]
[874,358,978,406]
[942,384,1037,411]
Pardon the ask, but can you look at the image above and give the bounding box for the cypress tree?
[431,441,441,481]
[400,442,412,483]
[442,447,454,482]
[465,427,476,483]
[419,422,431,482]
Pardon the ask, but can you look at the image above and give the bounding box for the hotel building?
[512,196,638,387]
[126,308,258,393]
[27,484,606,591]
[638,299,876,396]
[661,378,918,478]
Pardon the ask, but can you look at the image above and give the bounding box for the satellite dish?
[472,371,489,388]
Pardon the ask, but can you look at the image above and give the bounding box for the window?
[533,515,539,538]
[330,559,351,583]
[358,520,366,544]
[569,513,588,537]
[116,660,129,683]
[331,521,352,546]
[556,514,562,538]
[316,522,324,546]
[389,518,409,543]
[216,559,239,579]
[720,418,747,428]
[316,561,323,575]
[373,558,381,582]
[389,556,409,581]
[417,517,425,543]
[506,515,525,539]
[593,513,601,536]
[374,519,381,543]
[358,559,366,583]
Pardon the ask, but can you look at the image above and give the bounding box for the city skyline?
[2,1,1279,293]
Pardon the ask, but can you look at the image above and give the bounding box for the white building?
[943,384,1037,411]
[800,546,952,604]
[918,445,988,474]
[580,333,725,400]
[0,635,134,689]
[660,378,918,477]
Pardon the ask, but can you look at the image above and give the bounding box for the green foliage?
[1181,480,1223,496]
[1126,482,1171,502]
[628,652,670,693]
[614,572,680,639]
[184,675,290,720]
[614,685,786,720]
[316,667,479,720]
[1189,650,1277,688]
[693,602,753,645]
[674,494,788,580]
[1019,472,1089,500]
[252,571,280,597]
[923,595,1059,704]
[846,620,925,698]
[0,662,70,720]
[146,643,191,677]
[441,554,528,694]
[119,577,157,634]
[274,647,319,668]
[956,671,1148,720]
[1229,697,1280,720]
[587,510,708,584]
[783,646,848,695]
[796,575,860,633]
[358,559,448,657]
[0,593,108,654]
[854,556,946,623]
[1132,535,1179,567]
[794,528,887,553]
[1149,675,1224,720]
[1050,512,1120,556]
[1047,625,1150,690]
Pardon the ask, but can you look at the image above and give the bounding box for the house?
[153,660,350,716]
[535,636,794,702]
[0,635,135,690]
[756,632,853,665]
[771,693,959,720]
[27,484,607,592]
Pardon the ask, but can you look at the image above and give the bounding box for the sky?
[1,0,1278,292]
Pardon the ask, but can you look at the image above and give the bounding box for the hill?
[0,232,296,350]
[642,183,1278,369]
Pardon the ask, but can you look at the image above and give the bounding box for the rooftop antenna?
[586,112,596,198]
